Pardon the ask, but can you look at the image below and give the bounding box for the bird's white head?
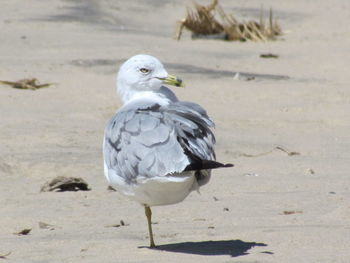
[116,54,184,104]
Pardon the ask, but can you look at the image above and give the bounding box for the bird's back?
[103,99,217,202]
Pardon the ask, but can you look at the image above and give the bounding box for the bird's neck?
[118,83,178,105]
[118,88,170,106]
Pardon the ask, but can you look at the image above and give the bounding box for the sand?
[1,0,349,262]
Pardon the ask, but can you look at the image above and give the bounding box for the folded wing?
[103,100,228,186]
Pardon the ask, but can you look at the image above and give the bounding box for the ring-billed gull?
[103,54,233,248]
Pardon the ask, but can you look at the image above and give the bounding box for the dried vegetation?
[0,78,53,90]
[176,0,282,42]
[40,176,90,192]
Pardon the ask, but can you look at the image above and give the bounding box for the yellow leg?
[144,205,156,248]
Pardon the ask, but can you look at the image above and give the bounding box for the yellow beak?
[161,74,185,88]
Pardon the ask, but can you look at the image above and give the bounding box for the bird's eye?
[139,68,150,74]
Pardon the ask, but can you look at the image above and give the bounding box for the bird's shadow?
[140,239,268,257]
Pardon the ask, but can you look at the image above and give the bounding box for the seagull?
[103,54,233,248]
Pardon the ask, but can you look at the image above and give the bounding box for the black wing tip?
[184,160,234,171]
[207,161,234,169]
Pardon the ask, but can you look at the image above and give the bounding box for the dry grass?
[0,78,53,90]
[175,0,282,42]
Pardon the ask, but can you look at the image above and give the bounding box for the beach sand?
[1,0,349,262]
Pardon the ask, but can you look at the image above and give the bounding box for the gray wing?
[103,101,216,184]
[166,101,216,161]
